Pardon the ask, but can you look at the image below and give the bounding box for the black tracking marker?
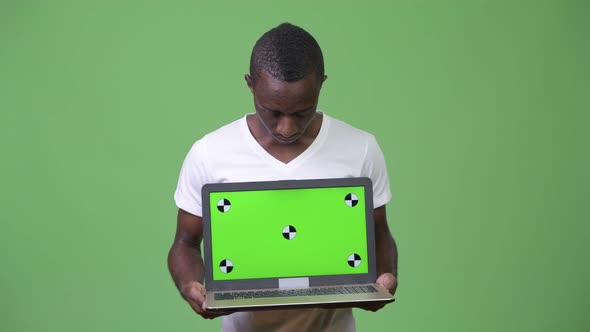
[217,198,231,213]
[345,193,358,207]
[347,253,361,267]
[282,225,297,240]
[219,259,234,273]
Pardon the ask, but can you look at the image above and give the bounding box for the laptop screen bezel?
[202,177,377,292]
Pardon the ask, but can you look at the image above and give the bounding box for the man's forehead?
[256,86,318,110]
[255,72,320,93]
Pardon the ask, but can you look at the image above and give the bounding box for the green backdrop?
[1,0,588,331]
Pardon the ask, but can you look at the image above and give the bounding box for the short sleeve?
[174,138,211,217]
[362,135,392,209]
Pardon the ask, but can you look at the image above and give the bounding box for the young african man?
[168,22,398,332]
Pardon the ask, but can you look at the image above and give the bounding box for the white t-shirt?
[174,113,392,332]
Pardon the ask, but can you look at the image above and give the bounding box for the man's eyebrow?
[256,103,273,111]
[297,107,315,112]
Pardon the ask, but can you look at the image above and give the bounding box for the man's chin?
[273,135,300,144]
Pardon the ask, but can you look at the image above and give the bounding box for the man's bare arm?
[168,209,204,286]
[167,208,227,319]
[374,205,398,278]
[357,205,398,312]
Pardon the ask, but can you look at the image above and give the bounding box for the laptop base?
[205,283,394,312]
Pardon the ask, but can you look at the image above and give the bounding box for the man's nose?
[277,115,297,137]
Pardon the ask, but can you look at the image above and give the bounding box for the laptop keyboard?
[215,285,378,300]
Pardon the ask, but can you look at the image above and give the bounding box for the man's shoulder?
[324,114,376,141]
[184,116,245,158]
[196,116,245,145]
[208,116,245,137]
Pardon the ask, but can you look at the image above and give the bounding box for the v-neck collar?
[240,112,330,169]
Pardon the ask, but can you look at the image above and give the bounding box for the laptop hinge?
[278,277,309,289]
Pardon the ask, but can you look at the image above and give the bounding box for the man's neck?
[246,112,323,164]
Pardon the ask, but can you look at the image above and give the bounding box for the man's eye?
[297,110,312,117]
[262,109,280,117]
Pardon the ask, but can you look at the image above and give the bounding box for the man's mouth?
[274,134,300,144]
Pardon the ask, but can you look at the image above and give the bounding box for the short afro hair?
[249,23,325,85]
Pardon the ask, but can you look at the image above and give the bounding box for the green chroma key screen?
[209,186,368,281]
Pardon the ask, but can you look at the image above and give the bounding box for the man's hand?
[169,210,230,319]
[376,272,397,295]
[356,273,397,312]
[181,281,230,319]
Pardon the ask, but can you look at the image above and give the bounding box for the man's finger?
[376,273,397,294]
[185,296,205,314]
[184,285,208,315]
[356,303,386,312]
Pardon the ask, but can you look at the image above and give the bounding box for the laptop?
[201,177,394,311]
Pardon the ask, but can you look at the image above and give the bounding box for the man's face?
[246,71,325,145]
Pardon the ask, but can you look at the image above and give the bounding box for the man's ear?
[318,74,328,89]
[245,74,254,93]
